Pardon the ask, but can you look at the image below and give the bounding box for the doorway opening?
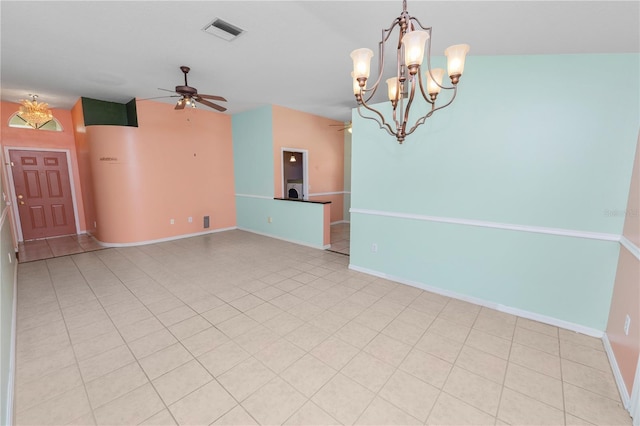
[281,148,308,200]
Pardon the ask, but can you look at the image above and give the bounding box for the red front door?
[9,150,77,240]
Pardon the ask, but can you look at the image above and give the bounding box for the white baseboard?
[348,264,603,338]
[330,220,349,225]
[237,227,327,250]
[602,334,631,410]
[94,227,238,247]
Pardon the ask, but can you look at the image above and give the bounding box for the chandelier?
[17,95,54,129]
[350,0,469,144]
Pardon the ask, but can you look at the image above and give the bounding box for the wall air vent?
[202,18,245,41]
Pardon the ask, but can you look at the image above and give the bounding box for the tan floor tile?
[426,392,496,425]
[253,285,286,301]
[334,321,378,349]
[284,401,339,426]
[255,338,306,373]
[16,345,77,383]
[288,301,325,321]
[234,325,280,354]
[381,318,426,346]
[201,304,242,325]
[229,294,264,312]
[285,322,330,351]
[198,341,250,377]
[363,333,412,367]
[400,348,452,389]
[244,302,283,323]
[67,411,97,425]
[217,314,260,338]
[353,306,395,330]
[139,409,177,425]
[128,328,178,359]
[311,373,375,425]
[157,305,197,327]
[217,357,276,401]
[342,351,395,392]
[559,329,605,351]
[263,311,305,335]
[379,369,440,421]
[565,413,596,425]
[139,343,193,380]
[443,366,502,416]
[119,317,166,343]
[181,326,229,357]
[78,344,135,382]
[455,345,508,384]
[152,359,213,405]
[562,358,621,401]
[15,386,92,426]
[109,306,153,328]
[187,294,226,314]
[560,340,611,372]
[517,317,559,338]
[168,380,237,426]
[310,336,360,370]
[465,328,512,360]
[330,300,367,321]
[85,362,149,409]
[281,353,337,397]
[212,405,258,425]
[355,396,422,425]
[514,327,559,356]
[168,315,211,340]
[504,362,563,409]
[242,377,306,425]
[429,318,471,343]
[510,342,561,379]
[473,314,516,340]
[145,297,185,316]
[414,330,463,363]
[73,330,125,361]
[498,388,565,425]
[67,318,117,345]
[15,364,83,414]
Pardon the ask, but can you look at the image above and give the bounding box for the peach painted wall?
[0,101,88,236]
[86,100,236,244]
[607,132,640,397]
[71,99,97,235]
[272,105,345,223]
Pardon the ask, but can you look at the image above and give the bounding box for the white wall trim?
[95,227,238,248]
[235,194,273,200]
[350,208,620,243]
[602,333,631,411]
[4,147,82,242]
[237,227,327,250]
[309,191,347,197]
[5,258,18,426]
[620,236,640,261]
[630,355,640,425]
[330,220,350,225]
[349,263,604,338]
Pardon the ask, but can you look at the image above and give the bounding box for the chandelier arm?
[423,31,454,92]
[405,85,458,136]
[364,20,400,104]
[402,76,419,135]
[358,97,398,137]
[416,68,434,105]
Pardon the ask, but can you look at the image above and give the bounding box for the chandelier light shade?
[17,95,54,129]
[350,0,470,143]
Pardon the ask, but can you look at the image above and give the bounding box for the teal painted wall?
[344,130,352,222]
[350,54,639,331]
[232,106,274,196]
[232,105,326,248]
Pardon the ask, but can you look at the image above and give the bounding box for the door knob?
[19,201,25,205]
[17,194,23,199]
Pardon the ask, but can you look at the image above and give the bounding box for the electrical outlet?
[170,219,175,225]
[188,217,193,223]
[268,217,273,223]
[371,243,378,253]
[624,315,631,336]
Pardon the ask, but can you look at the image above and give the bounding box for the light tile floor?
[329,223,349,256]
[18,234,104,263]
[14,230,631,425]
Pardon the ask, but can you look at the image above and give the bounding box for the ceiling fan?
[330,121,352,133]
[158,66,227,112]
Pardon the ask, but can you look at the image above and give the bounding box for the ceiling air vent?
[202,18,245,41]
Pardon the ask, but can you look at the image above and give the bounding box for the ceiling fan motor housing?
[175,85,197,96]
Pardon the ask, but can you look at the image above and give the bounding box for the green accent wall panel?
[232,106,273,197]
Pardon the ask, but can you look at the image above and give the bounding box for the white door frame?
[281,148,309,201]
[4,146,82,242]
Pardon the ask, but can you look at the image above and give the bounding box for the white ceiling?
[1,1,638,122]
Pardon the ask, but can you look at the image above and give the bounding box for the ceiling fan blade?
[175,101,186,110]
[139,95,180,101]
[158,87,178,94]
[198,94,227,102]
[195,98,227,112]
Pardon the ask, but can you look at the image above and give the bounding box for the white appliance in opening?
[286,182,303,199]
